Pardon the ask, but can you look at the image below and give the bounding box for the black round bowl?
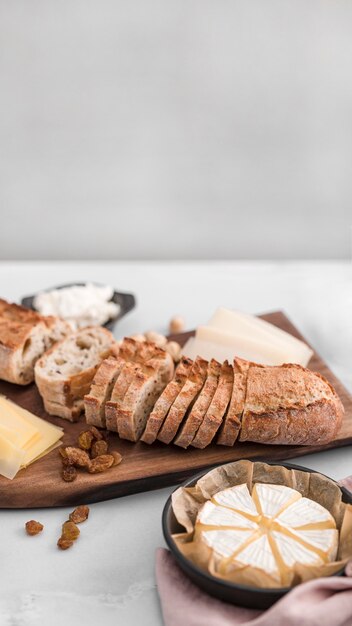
[162,461,352,610]
[21,282,136,332]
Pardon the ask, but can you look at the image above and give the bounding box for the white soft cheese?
[195,482,338,585]
[34,283,120,329]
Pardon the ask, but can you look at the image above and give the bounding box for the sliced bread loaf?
[140,357,193,444]
[34,326,115,421]
[191,360,233,449]
[157,357,208,444]
[174,359,221,448]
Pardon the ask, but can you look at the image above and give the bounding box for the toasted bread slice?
[217,358,250,446]
[157,357,208,444]
[140,357,193,444]
[34,326,115,421]
[174,359,221,448]
[239,363,344,445]
[191,360,233,449]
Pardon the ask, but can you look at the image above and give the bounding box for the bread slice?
[217,358,250,446]
[191,360,233,449]
[239,363,344,445]
[140,357,193,444]
[174,359,221,448]
[157,357,208,444]
[84,356,124,428]
[0,299,71,385]
[34,326,115,421]
[105,361,141,431]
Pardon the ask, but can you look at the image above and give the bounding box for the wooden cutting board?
[0,311,351,509]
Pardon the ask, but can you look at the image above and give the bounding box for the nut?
[25,520,44,536]
[144,331,167,347]
[169,316,185,334]
[130,334,146,343]
[165,341,182,363]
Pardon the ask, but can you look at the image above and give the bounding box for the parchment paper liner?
[171,460,352,589]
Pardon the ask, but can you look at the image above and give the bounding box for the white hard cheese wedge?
[276,497,336,529]
[208,308,313,366]
[212,484,259,519]
[197,501,258,529]
[252,483,301,518]
[201,529,255,558]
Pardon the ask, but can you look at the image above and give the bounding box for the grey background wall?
[1,0,351,260]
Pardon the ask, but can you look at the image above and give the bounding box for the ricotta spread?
[34,283,120,329]
[196,483,338,586]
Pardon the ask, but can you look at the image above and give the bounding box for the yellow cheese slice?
[0,432,26,480]
[0,396,39,447]
[252,483,301,518]
[22,441,62,468]
[197,501,258,530]
[201,529,255,558]
[212,484,259,519]
[0,423,23,447]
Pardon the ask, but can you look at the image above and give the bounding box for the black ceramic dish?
[162,461,352,610]
[21,282,136,332]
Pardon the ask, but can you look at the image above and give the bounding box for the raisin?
[69,505,89,524]
[25,520,43,536]
[111,451,122,466]
[57,537,73,550]
[91,440,108,458]
[58,446,68,459]
[89,426,103,441]
[62,520,80,541]
[78,430,94,451]
[62,465,77,482]
[65,447,91,469]
[88,454,115,473]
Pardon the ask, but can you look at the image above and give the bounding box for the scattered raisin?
[88,454,115,473]
[25,520,44,536]
[65,447,91,469]
[62,465,77,482]
[78,430,94,451]
[89,426,103,441]
[57,537,74,550]
[111,451,123,466]
[58,446,68,459]
[91,440,108,458]
[62,520,80,541]
[69,505,90,524]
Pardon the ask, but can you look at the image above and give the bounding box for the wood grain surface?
[0,311,351,509]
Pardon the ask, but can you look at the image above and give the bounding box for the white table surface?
[0,260,351,626]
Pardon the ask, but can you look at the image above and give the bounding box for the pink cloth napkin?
[156,476,352,626]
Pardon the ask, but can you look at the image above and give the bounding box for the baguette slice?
[157,357,208,444]
[191,360,233,449]
[115,348,174,440]
[217,358,250,446]
[174,359,221,448]
[0,299,71,385]
[140,357,193,444]
[239,363,344,445]
[105,361,141,431]
[34,326,115,421]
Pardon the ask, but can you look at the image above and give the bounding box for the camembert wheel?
[195,483,338,586]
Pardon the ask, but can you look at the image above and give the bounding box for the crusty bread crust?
[157,357,208,444]
[174,359,221,448]
[140,357,193,444]
[191,360,233,449]
[217,358,250,446]
[105,361,140,431]
[239,364,344,445]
